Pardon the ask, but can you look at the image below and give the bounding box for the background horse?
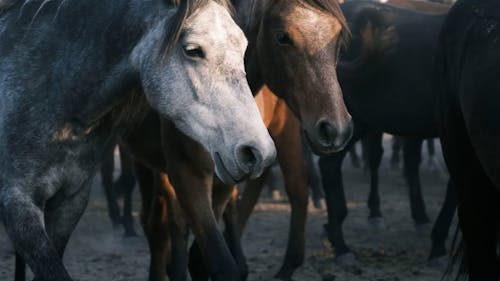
[436,0,500,279]
[345,0,457,265]
[100,146,137,236]
[0,0,275,280]
[317,0,454,265]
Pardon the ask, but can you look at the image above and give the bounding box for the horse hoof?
[427,255,448,270]
[335,252,357,267]
[368,217,386,231]
[414,223,431,236]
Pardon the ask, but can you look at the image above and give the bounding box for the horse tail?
[443,225,467,281]
[337,6,397,79]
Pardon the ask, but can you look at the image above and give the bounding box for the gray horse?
[0,0,276,280]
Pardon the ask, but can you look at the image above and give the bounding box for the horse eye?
[275,31,293,46]
[183,44,205,59]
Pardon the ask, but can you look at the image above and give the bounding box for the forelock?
[160,0,234,58]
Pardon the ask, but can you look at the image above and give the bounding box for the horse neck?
[76,0,154,59]
[0,0,158,130]
[57,0,156,122]
[6,0,155,60]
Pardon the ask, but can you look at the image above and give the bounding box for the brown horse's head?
[256,0,353,154]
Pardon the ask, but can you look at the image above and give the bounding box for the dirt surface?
[0,137,456,281]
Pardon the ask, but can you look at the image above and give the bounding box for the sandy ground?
[0,137,456,281]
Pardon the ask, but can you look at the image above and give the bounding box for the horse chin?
[213,152,246,185]
[304,130,348,156]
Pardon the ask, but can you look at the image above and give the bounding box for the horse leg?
[319,149,352,263]
[402,137,430,233]
[272,121,308,281]
[101,146,122,229]
[366,132,384,229]
[302,139,324,209]
[43,181,92,261]
[117,147,138,237]
[426,138,438,171]
[348,143,361,168]
[223,188,248,281]
[135,163,169,281]
[190,181,244,281]
[212,182,247,280]
[159,174,189,281]
[391,136,402,170]
[237,169,269,231]
[0,186,73,281]
[162,122,239,281]
[360,137,370,172]
[178,176,238,281]
[428,179,456,264]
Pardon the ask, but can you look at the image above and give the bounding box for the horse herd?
[0,0,498,280]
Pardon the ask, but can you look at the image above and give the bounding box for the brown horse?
[234,0,353,154]
[120,0,352,281]
[126,86,304,281]
[235,87,306,280]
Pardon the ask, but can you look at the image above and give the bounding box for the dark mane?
[160,0,233,58]
[296,0,350,48]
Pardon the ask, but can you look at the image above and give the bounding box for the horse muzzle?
[214,139,276,185]
[306,117,354,155]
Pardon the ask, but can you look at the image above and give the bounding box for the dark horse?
[348,0,458,265]
[317,0,456,264]
[100,146,137,236]
[436,0,500,279]
[128,0,353,281]
[0,0,277,280]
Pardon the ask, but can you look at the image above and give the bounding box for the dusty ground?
[0,137,455,281]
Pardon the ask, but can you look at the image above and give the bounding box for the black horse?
[100,146,137,237]
[318,0,457,264]
[436,0,500,279]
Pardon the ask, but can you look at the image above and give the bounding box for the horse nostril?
[236,145,259,174]
[317,121,337,146]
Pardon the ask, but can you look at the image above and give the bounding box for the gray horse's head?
[132,0,275,184]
